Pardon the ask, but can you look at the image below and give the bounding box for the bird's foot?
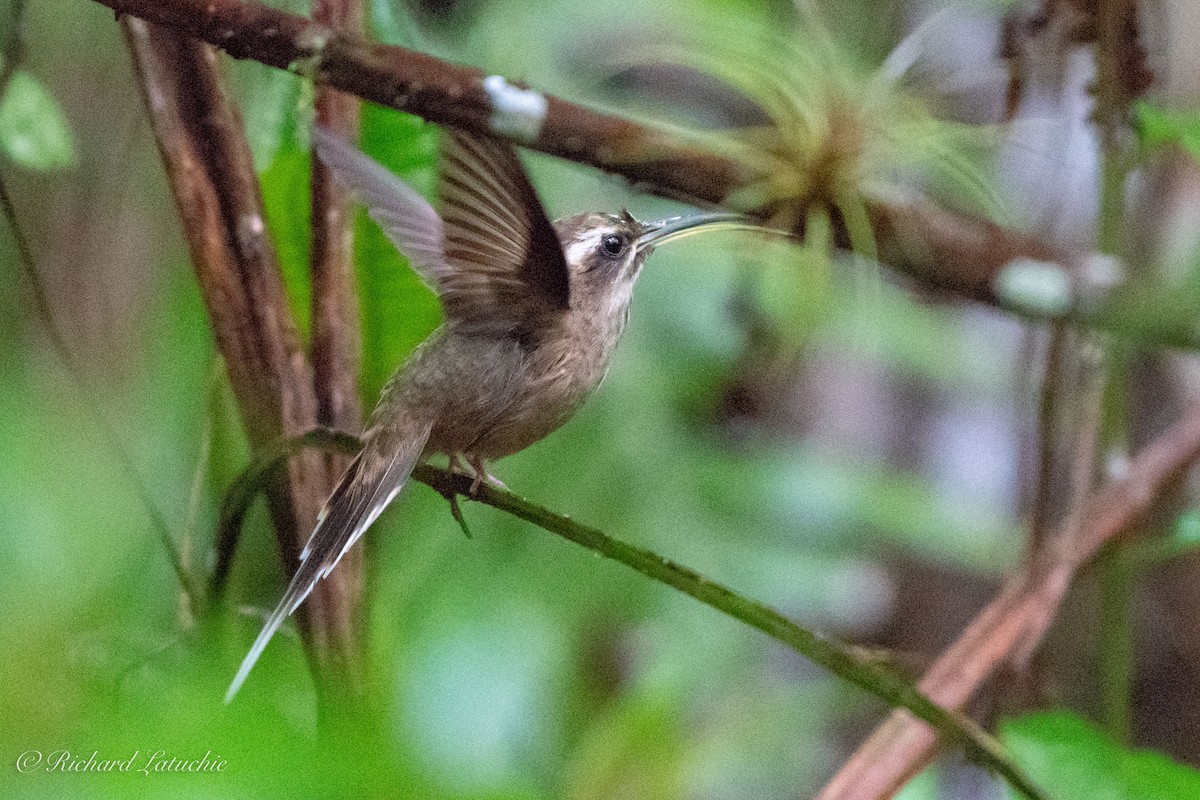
[450,452,473,475]
[467,455,506,497]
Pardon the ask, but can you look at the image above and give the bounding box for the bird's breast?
[372,314,626,463]
[467,317,619,459]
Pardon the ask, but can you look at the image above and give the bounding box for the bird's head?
[554,209,751,317]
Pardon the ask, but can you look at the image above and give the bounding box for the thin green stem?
[1097,344,1135,744]
[458,474,1042,799]
[1094,0,1130,253]
[215,429,1047,800]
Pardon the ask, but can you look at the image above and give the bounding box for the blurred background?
[5,0,1200,797]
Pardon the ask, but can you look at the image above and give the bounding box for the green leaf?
[1126,509,1200,567]
[1002,711,1200,800]
[259,140,313,336]
[563,697,686,800]
[242,67,304,173]
[1135,101,1200,163]
[229,0,310,173]
[0,69,77,170]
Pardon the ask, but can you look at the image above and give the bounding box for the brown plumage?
[225,127,752,700]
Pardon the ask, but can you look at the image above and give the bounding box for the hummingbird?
[224,126,753,701]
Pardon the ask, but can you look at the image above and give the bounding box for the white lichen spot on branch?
[994,253,1127,319]
[235,213,267,254]
[1078,253,1123,301]
[482,74,547,144]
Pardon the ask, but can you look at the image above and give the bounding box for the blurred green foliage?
[0,68,76,170]
[1135,101,1200,165]
[1001,712,1200,800]
[9,0,1200,798]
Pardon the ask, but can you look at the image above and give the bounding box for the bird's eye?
[600,234,626,257]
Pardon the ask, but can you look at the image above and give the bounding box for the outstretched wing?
[314,127,570,335]
[224,423,431,702]
[313,128,448,290]
[437,130,570,333]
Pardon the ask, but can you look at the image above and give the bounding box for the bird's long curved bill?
[636,212,775,250]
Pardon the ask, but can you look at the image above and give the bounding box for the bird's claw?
[466,455,506,497]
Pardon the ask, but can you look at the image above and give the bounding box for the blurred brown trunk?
[122,19,366,717]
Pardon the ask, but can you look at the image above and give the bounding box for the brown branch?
[993,326,1069,711]
[86,0,1181,347]
[815,383,1200,800]
[867,195,1065,307]
[94,0,748,205]
[310,0,363,433]
[121,19,365,713]
[306,0,366,677]
[1027,327,1068,556]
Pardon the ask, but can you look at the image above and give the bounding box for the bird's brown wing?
[316,127,569,333]
[313,128,448,284]
[437,130,570,334]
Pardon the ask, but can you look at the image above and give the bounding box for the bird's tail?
[224,421,432,702]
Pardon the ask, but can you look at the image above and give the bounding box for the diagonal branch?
[814,387,1200,800]
[212,428,1047,800]
[85,0,1198,348]
[121,18,365,711]
[96,0,747,203]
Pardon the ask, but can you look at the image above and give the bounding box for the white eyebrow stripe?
[564,231,604,265]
